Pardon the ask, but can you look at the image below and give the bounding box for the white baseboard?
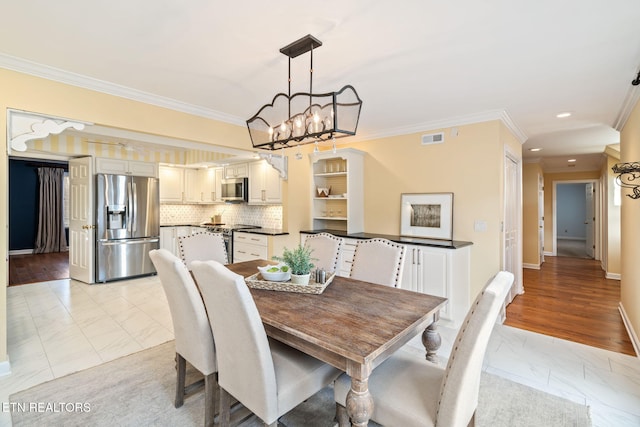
[619,302,640,358]
[557,237,586,241]
[523,263,540,270]
[544,251,554,257]
[606,272,621,280]
[9,249,33,255]
[0,357,11,377]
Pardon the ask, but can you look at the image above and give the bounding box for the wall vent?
[421,132,444,145]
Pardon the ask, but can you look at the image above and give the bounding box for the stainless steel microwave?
[221,177,248,202]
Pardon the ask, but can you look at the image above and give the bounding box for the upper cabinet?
[95,158,158,178]
[248,160,282,205]
[224,163,248,179]
[159,165,224,204]
[310,148,364,233]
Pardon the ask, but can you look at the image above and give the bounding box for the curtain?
[34,167,67,253]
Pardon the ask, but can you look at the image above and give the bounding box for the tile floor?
[1,276,639,427]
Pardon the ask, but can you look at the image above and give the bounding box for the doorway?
[552,180,599,259]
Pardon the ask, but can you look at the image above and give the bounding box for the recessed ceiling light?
[568,159,577,162]
[556,112,572,118]
[528,148,542,152]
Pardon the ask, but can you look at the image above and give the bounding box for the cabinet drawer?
[234,242,268,261]
[234,232,268,246]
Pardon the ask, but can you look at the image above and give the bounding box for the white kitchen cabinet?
[199,167,223,203]
[160,226,193,257]
[400,244,471,328]
[224,163,248,179]
[309,148,364,234]
[95,158,158,177]
[233,232,270,262]
[248,160,282,205]
[183,168,201,203]
[159,166,184,203]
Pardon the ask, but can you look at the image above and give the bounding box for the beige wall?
[0,69,251,366]
[543,171,600,254]
[523,162,543,267]
[620,98,640,344]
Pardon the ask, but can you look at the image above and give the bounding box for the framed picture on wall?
[400,193,454,240]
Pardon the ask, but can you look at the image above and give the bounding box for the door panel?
[69,157,94,283]
[585,182,595,258]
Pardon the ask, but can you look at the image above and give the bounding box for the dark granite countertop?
[234,228,289,236]
[160,223,207,228]
[300,229,472,249]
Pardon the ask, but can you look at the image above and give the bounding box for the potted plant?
[273,244,316,285]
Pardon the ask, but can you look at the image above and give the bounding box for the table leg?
[346,377,374,427]
[422,321,442,363]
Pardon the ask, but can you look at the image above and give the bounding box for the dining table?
[224,259,448,427]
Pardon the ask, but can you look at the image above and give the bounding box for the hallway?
[506,256,636,356]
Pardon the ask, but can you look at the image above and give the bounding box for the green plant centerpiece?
[272,244,316,285]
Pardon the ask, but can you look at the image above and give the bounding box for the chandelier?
[246,34,363,151]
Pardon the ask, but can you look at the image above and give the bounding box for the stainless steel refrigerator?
[96,174,160,282]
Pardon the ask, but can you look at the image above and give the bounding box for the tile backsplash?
[160,204,283,229]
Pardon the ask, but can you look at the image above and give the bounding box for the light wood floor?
[506,256,636,356]
[8,251,637,356]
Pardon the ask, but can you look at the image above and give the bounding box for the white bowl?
[258,264,291,282]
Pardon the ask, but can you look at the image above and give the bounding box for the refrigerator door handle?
[132,182,138,233]
[126,181,133,233]
[98,238,159,246]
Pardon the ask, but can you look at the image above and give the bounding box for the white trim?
[557,237,587,241]
[543,251,554,256]
[605,272,621,280]
[619,302,640,358]
[9,249,33,255]
[613,80,640,131]
[0,53,245,126]
[523,263,541,270]
[0,358,11,377]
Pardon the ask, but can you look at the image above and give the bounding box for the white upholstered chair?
[334,271,514,427]
[148,249,217,427]
[349,238,406,287]
[191,260,342,427]
[178,231,228,268]
[303,232,344,273]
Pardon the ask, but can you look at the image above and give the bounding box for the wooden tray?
[245,272,335,294]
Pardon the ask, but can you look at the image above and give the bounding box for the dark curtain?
[34,167,67,253]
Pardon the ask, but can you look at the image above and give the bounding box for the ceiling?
[2,1,640,171]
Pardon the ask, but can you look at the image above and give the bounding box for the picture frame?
[400,193,453,240]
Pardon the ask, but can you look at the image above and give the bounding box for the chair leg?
[335,403,350,427]
[219,386,231,427]
[175,353,186,408]
[204,372,217,427]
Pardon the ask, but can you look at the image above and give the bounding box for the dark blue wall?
[9,159,68,251]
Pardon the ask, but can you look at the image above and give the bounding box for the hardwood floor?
[506,256,636,356]
[9,251,69,286]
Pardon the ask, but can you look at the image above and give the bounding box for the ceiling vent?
[421,132,444,145]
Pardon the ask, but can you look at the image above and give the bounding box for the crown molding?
[350,109,528,144]
[613,78,640,131]
[0,53,246,126]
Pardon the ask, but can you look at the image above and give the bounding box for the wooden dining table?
[225,259,448,427]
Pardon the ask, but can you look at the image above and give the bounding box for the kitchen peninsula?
[300,229,473,328]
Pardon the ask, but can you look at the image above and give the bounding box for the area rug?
[10,341,591,426]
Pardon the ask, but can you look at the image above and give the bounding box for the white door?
[538,174,545,264]
[503,153,521,303]
[585,182,595,258]
[69,157,94,283]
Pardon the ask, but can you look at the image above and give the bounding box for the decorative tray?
[245,272,335,294]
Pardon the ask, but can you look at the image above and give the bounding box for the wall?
[523,162,542,267]
[543,171,600,255]
[0,68,250,369]
[556,183,587,239]
[602,154,621,277]
[620,98,640,349]
[8,160,40,250]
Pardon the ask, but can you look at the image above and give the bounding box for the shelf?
[314,172,347,177]
[314,197,347,200]
[313,216,347,221]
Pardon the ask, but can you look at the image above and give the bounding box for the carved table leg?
[422,320,442,364]
[346,377,374,427]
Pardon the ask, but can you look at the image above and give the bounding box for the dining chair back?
[178,231,228,268]
[350,238,406,287]
[191,260,341,426]
[148,249,217,427]
[334,270,514,427]
[303,232,344,273]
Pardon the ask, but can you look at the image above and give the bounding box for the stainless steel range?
[205,224,260,263]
